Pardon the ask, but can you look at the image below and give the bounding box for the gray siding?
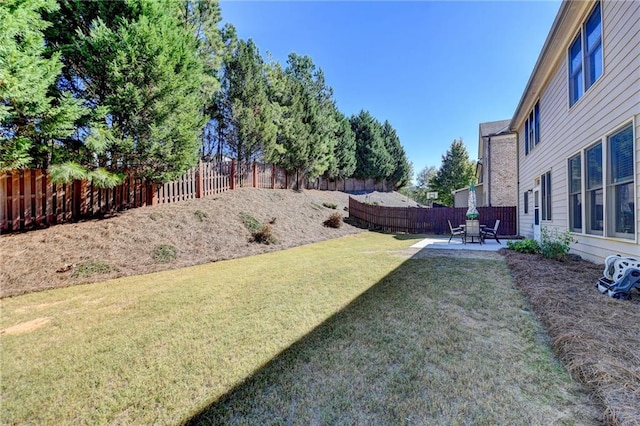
[517,0,640,262]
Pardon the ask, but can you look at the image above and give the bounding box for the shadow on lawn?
[182,252,597,425]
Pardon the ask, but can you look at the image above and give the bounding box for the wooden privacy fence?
[1,160,392,233]
[348,197,517,236]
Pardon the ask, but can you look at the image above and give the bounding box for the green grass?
[0,233,593,425]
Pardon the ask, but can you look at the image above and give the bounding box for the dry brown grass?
[0,188,363,298]
[502,250,640,425]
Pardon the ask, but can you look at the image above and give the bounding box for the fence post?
[271,164,276,189]
[146,182,158,206]
[253,162,257,188]
[230,159,236,190]
[196,160,204,198]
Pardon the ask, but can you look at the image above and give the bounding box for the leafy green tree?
[0,0,84,172]
[350,110,394,180]
[382,120,411,189]
[414,165,438,204]
[430,138,476,206]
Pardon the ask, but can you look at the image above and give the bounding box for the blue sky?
[219,1,562,181]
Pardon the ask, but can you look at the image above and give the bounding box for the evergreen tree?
[382,120,411,189]
[430,139,476,206]
[44,0,213,183]
[324,108,356,179]
[222,38,275,164]
[0,0,84,172]
[350,110,394,180]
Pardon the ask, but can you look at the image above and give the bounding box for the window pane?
[524,191,529,214]
[586,43,602,87]
[524,120,529,154]
[534,102,540,144]
[609,124,633,183]
[571,193,582,231]
[586,143,602,189]
[613,182,635,235]
[569,35,582,71]
[585,2,602,50]
[569,155,581,193]
[587,188,603,233]
[569,35,583,105]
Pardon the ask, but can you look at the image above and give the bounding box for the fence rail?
[1,161,393,233]
[348,197,517,236]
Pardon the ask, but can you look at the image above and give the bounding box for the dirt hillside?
[1,188,371,298]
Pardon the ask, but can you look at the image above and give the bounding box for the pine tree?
[382,120,412,189]
[43,0,214,183]
[350,110,394,180]
[324,108,356,179]
[0,0,84,172]
[430,139,476,206]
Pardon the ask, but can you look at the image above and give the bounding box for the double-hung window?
[607,125,634,237]
[569,2,602,107]
[524,101,540,155]
[585,143,603,234]
[568,154,582,232]
[541,170,551,220]
[570,123,635,239]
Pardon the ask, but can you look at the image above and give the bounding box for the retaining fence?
[348,197,517,236]
[1,160,392,233]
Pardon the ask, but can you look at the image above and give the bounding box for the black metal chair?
[482,220,501,243]
[448,220,464,243]
[464,220,483,244]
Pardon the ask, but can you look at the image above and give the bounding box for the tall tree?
[0,0,84,172]
[430,138,476,206]
[350,110,394,180]
[414,165,438,205]
[324,108,356,179]
[382,120,411,189]
[43,0,214,183]
[222,38,275,164]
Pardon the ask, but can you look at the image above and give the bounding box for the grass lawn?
[1,232,596,424]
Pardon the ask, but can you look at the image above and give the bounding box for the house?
[453,119,517,208]
[510,0,639,262]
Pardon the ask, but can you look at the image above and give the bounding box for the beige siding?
[517,0,640,263]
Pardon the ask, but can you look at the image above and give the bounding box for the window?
[607,124,634,237]
[524,101,540,155]
[541,171,551,220]
[585,143,603,234]
[569,2,602,107]
[524,191,529,214]
[568,154,582,232]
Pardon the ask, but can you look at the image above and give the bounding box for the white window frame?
[566,119,636,241]
[524,100,540,155]
[568,1,603,108]
[541,170,552,221]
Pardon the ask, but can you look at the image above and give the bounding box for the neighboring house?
[453,119,516,208]
[510,0,639,262]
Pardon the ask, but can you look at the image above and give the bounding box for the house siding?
[516,0,639,263]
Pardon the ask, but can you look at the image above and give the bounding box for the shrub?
[153,244,178,263]
[324,212,343,228]
[252,224,277,244]
[194,210,207,222]
[540,228,576,261]
[72,261,115,278]
[240,212,261,233]
[506,239,540,254]
[322,202,337,209]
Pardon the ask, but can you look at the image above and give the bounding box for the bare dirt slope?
[1,188,365,298]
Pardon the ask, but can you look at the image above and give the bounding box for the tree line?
[1,0,411,190]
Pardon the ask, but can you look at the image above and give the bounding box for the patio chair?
[464,220,482,244]
[448,220,464,243]
[482,220,501,243]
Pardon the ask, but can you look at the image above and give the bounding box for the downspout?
[487,137,491,207]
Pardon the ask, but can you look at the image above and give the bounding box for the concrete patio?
[410,235,504,251]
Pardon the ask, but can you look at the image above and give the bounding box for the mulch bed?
[501,249,640,425]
